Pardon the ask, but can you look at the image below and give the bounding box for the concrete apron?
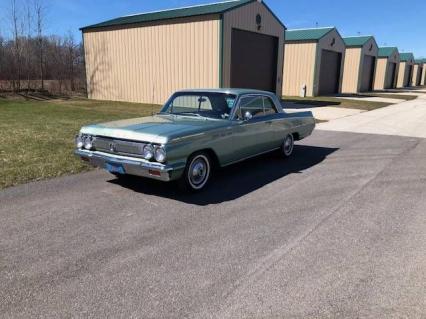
[286,107,365,121]
[317,93,426,138]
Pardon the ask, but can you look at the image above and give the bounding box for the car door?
[262,96,286,149]
[230,95,273,160]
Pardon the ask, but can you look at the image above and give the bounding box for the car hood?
[80,114,230,144]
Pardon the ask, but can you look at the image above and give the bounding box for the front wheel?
[179,152,212,192]
[281,134,294,158]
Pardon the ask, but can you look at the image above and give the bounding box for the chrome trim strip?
[75,149,185,182]
[76,149,172,170]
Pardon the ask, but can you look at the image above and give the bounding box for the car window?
[263,97,278,116]
[239,96,264,119]
[161,93,236,119]
[171,95,213,113]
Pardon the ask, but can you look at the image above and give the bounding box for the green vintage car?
[75,89,315,191]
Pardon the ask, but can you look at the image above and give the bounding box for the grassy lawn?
[282,95,390,111]
[365,93,418,101]
[0,97,160,190]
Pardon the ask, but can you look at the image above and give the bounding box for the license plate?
[105,162,125,175]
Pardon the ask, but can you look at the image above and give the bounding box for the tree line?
[0,0,86,94]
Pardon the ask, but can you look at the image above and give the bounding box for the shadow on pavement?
[110,145,338,206]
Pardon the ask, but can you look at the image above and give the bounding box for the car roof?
[175,88,277,97]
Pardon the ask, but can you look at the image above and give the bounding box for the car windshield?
[160,92,237,119]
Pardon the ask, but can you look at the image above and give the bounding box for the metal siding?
[397,59,414,88]
[223,1,285,96]
[342,37,378,93]
[397,62,406,87]
[373,58,387,90]
[411,65,418,86]
[282,42,317,96]
[374,50,400,90]
[411,64,423,86]
[341,48,362,93]
[422,64,426,85]
[83,16,220,104]
[316,29,346,95]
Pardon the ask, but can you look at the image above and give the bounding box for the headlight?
[143,144,154,160]
[84,136,94,150]
[75,135,84,149]
[154,147,167,163]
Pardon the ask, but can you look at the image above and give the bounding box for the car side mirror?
[243,111,253,121]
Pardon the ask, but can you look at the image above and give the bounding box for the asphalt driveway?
[1,129,425,318]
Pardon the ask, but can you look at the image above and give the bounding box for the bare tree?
[0,0,85,95]
[10,0,23,91]
[25,1,32,91]
[64,31,77,91]
[34,0,45,90]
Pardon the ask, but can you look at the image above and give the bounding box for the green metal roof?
[285,27,335,42]
[378,47,398,58]
[343,36,373,47]
[81,0,264,31]
[400,52,414,62]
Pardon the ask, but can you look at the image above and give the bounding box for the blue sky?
[1,0,425,57]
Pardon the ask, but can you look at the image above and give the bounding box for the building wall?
[397,59,414,88]
[422,64,426,85]
[223,1,285,96]
[373,50,400,90]
[314,29,346,96]
[373,58,388,90]
[411,64,423,86]
[342,38,378,94]
[282,42,317,96]
[396,62,405,87]
[83,15,220,105]
[341,48,361,93]
[358,38,379,91]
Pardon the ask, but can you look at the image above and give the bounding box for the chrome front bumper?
[75,149,184,182]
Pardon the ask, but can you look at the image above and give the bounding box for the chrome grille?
[93,137,146,157]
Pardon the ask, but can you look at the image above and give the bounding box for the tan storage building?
[373,47,400,90]
[421,59,426,85]
[412,60,424,86]
[341,36,378,93]
[81,0,286,104]
[397,53,415,88]
[282,27,345,97]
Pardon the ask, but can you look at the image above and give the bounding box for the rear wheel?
[281,134,294,158]
[179,152,212,192]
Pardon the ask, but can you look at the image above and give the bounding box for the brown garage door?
[318,50,342,95]
[416,67,422,86]
[360,55,376,92]
[230,29,278,93]
[404,65,413,87]
[385,62,397,89]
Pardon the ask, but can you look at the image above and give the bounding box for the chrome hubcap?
[189,156,209,188]
[284,135,293,155]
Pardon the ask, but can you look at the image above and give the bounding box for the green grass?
[282,95,390,111]
[365,93,418,101]
[0,97,161,189]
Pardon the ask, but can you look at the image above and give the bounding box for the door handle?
[265,121,272,125]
